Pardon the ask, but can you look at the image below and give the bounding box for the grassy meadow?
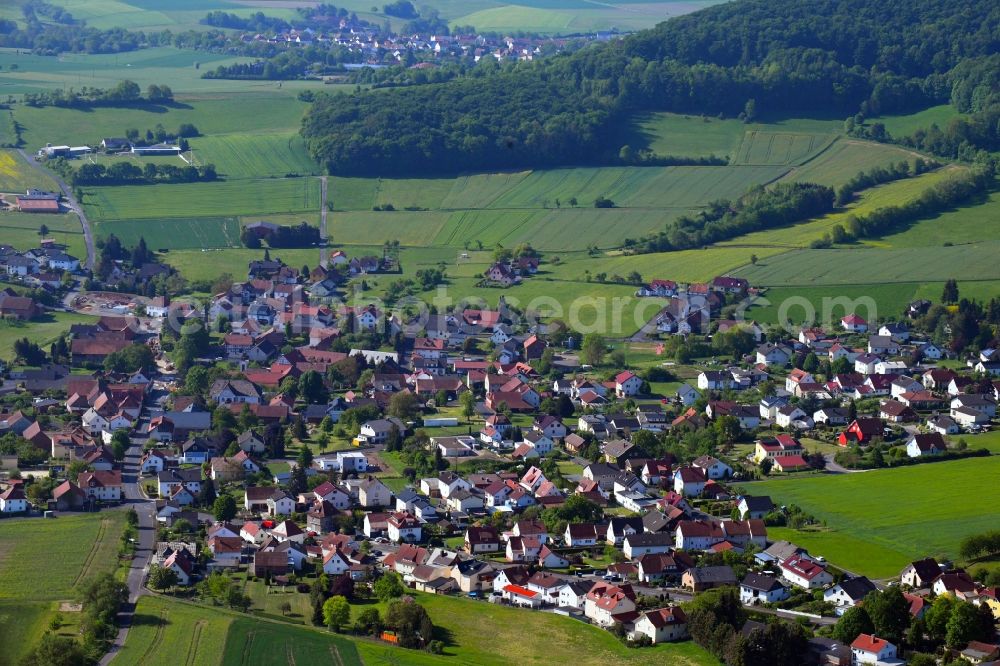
[0,210,87,258]
[0,312,96,360]
[743,455,1000,578]
[122,590,718,666]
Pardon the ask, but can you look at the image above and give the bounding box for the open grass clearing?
[877,104,962,138]
[742,455,1000,578]
[0,510,127,600]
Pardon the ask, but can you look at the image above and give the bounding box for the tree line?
[241,222,320,249]
[69,161,216,186]
[20,81,174,109]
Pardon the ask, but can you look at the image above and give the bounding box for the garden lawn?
[743,456,1000,578]
[0,510,127,600]
[161,248,320,282]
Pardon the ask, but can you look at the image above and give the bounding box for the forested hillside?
[302,0,1000,176]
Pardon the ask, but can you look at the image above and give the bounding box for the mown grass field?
[743,455,1000,578]
[0,511,126,600]
[0,312,96,361]
[98,216,243,250]
[190,132,319,179]
[0,209,87,258]
[0,149,59,191]
[84,177,320,221]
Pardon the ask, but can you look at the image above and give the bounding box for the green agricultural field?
[0,47,348,98]
[97,216,243,249]
[546,246,783,283]
[731,130,836,166]
[733,241,1000,286]
[434,208,694,251]
[781,138,925,188]
[190,132,319,179]
[716,166,962,250]
[485,165,788,209]
[0,209,87,258]
[84,177,320,221]
[0,312,96,361]
[119,596,233,666]
[13,90,312,151]
[877,104,961,138]
[0,511,127,600]
[746,281,1000,327]
[220,617,362,666]
[861,190,1000,249]
[0,149,59,192]
[743,455,1000,578]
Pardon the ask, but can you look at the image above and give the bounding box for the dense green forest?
[301,0,1000,176]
